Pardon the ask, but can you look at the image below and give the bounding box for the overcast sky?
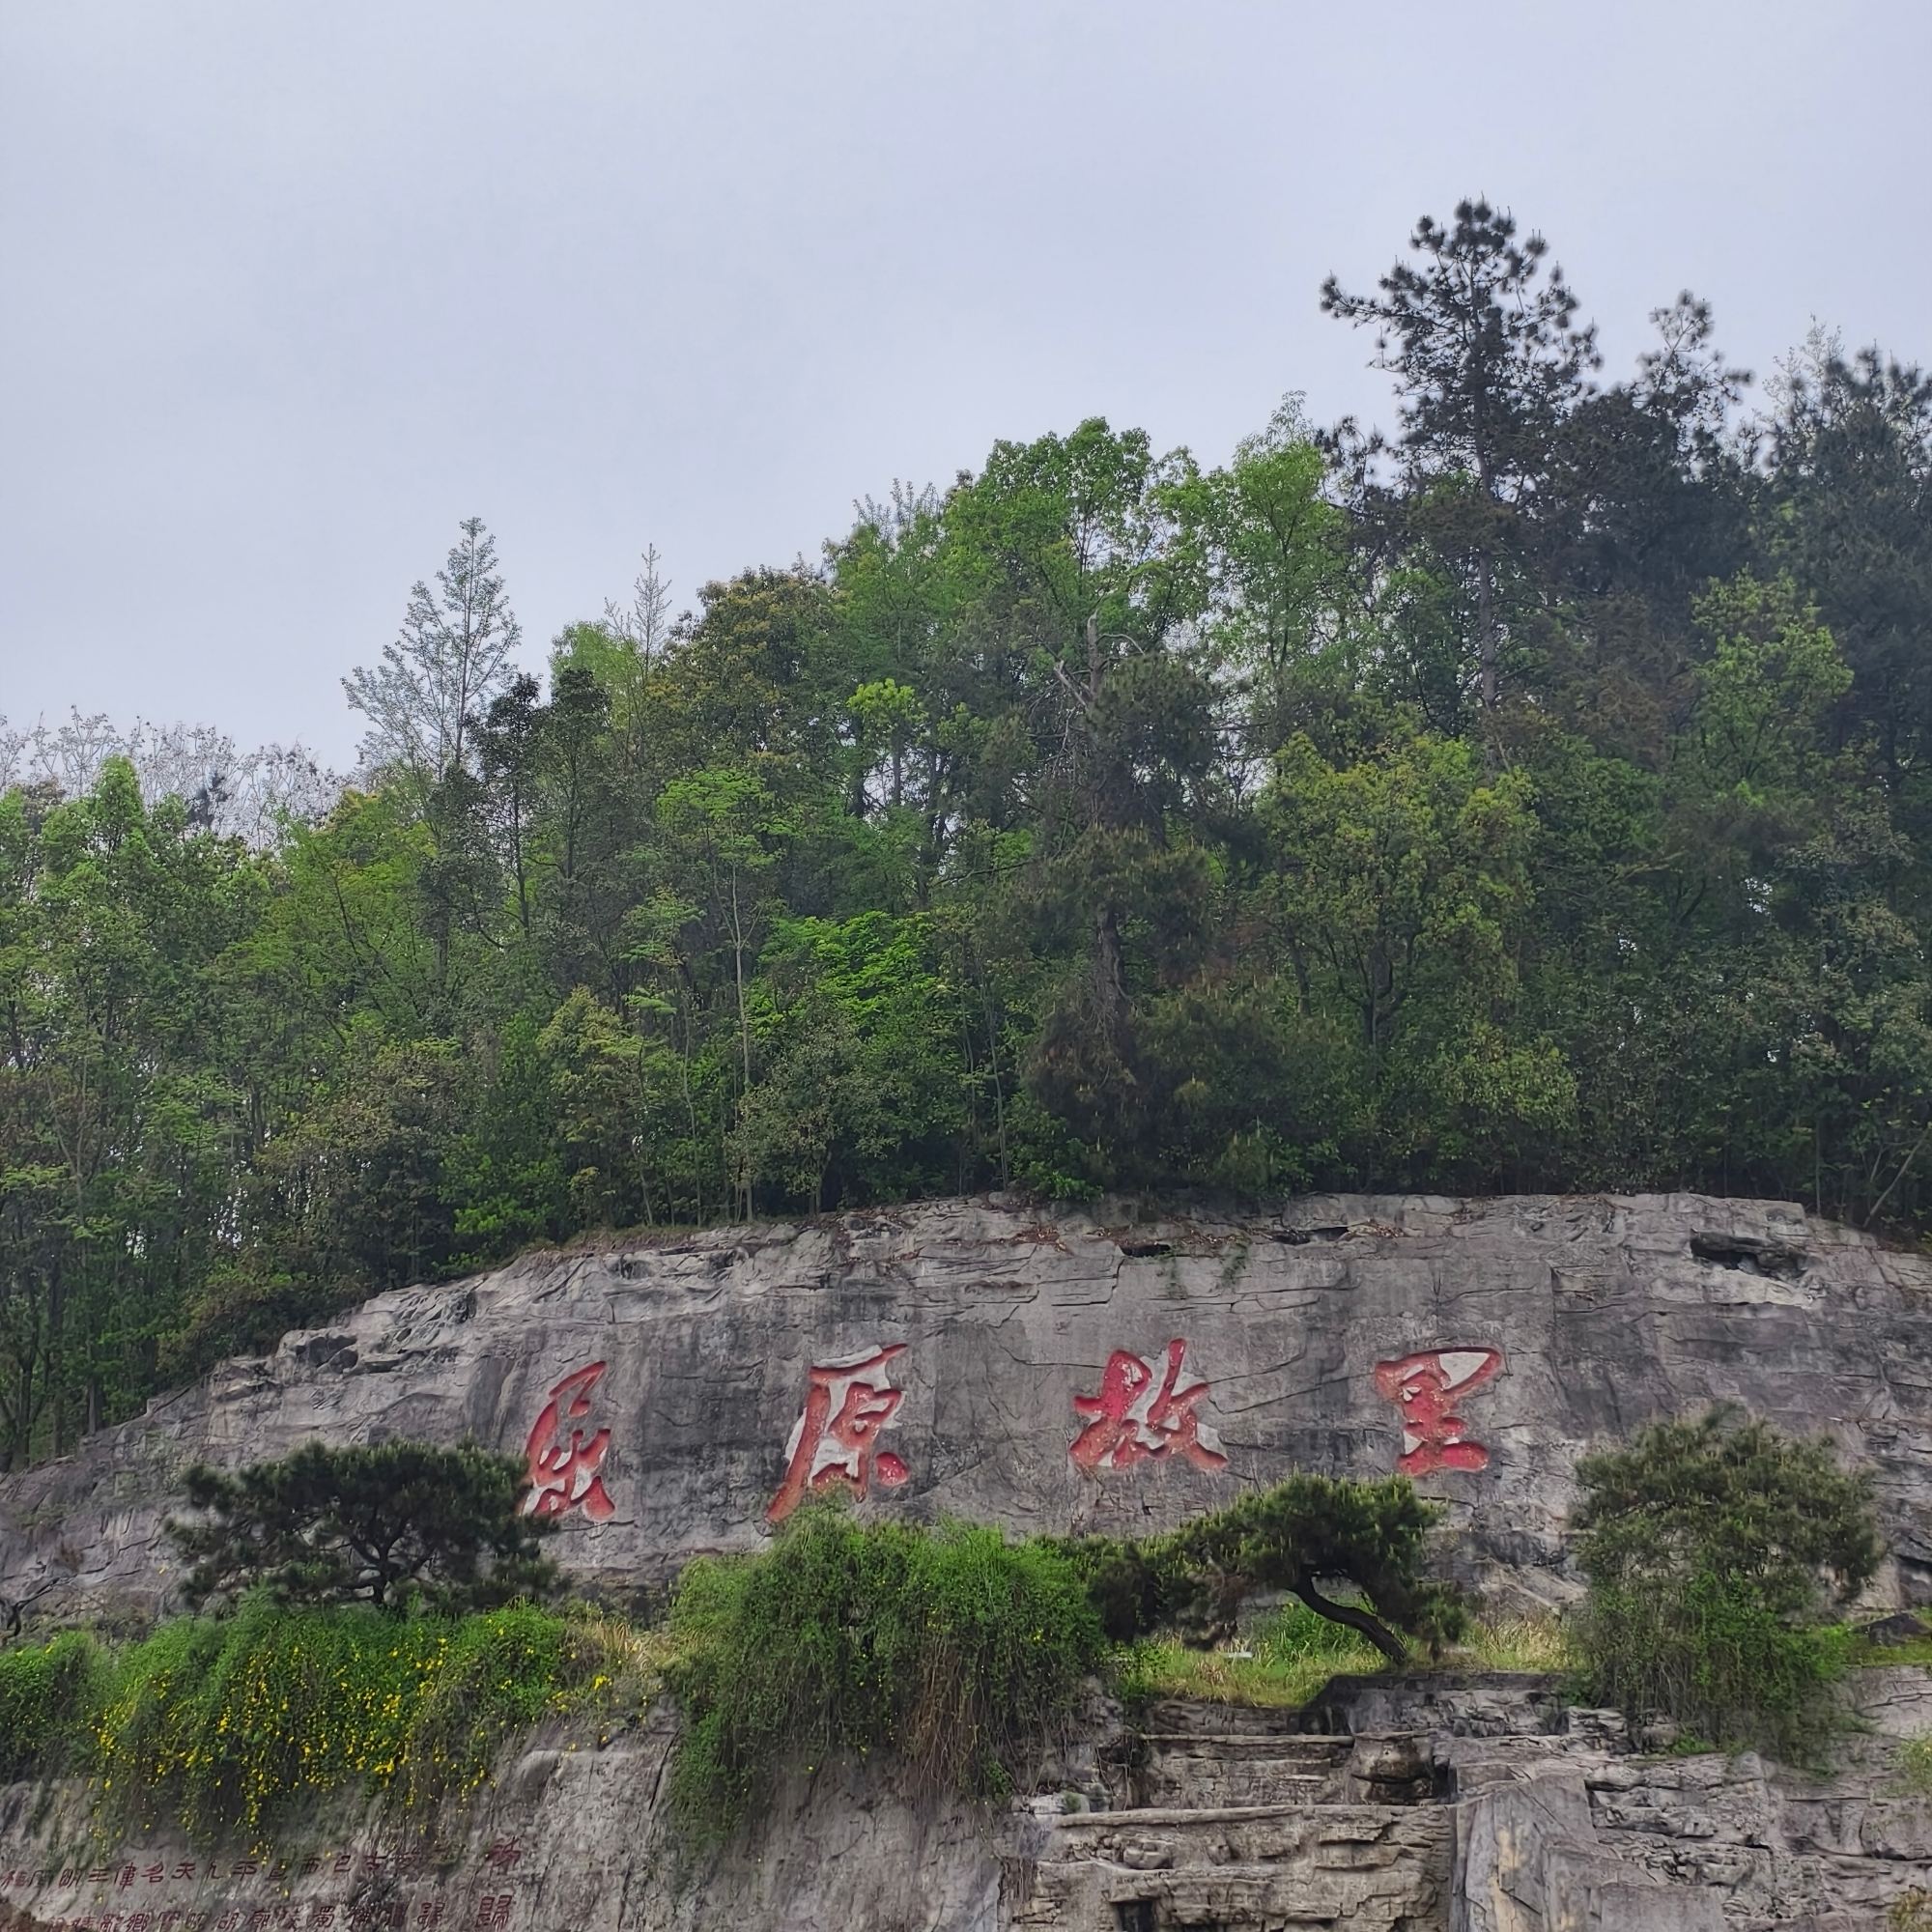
[4,1,1927,770]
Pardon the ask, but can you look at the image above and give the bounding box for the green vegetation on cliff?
[665,1475,1463,1834]
[0,1599,646,1838]
[6,197,1932,1464]
[1571,1408,1882,1758]
[0,1467,1463,1841]
[665,1511,1104,1836]
[0,1426,1894,1834]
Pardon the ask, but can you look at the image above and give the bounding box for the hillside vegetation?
[4,199,1932,1463]
[0,1420,1889,1833]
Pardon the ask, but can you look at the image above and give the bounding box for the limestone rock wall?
[4,1191,1931,1622]
[0,1708,1007,1932]
[8,1670,1932,1931]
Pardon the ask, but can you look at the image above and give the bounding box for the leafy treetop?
[169,1440,558,1616]
[1570,1407,1881,1615]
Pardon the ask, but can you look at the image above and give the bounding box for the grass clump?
[1452,1614,1572,1673]
[1894,1734,1932,1798]
[1569,1407,1880,1762]
[1113,1602,1571,1709]
[0,1598,649,1840]
[664,1505,1104,1841]
[1117,1597,1384,1708]
[1890,1889,1932,1932]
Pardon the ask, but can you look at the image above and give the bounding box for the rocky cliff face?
[5,1191,1931,1623]
[6,1667,1932,1930]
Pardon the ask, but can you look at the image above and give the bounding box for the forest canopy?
[5,199,1932,1467]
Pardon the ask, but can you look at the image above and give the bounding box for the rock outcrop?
[5,1668,1932,1929]
[7,1189,1932,1929]
[5,1191,1931,1623]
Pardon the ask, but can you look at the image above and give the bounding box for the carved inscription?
[523,1361,616,1520]
[767,1345,912,1522]
[1373,1347,1504,1474]
[1069,1339,1228,1473]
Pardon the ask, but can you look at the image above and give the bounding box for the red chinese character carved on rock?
[523,1362,615,1520]
[1373,1348,1504,1475]
[1069,1340,1229,1474]
[766,1346,911,1522]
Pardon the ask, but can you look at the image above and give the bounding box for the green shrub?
[1569,1408,1881,1760]
[0,1629,110,1781]
[1572,1576,1854,1759]
[665,1506,1105,1840]
[171,1441,557,1614]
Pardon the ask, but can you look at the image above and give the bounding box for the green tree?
[1323,199,1601,710]
[734,913,965,1209]
[1765,337,1932,813]
[1059,1473,1464,1664]
[1262,724,1573,1182]
[170,1440,557,1614]
[480,671,545,936]
[658,766,796,1208]
[1168,396,1354,748]
[0,764,263,1462]
[1569,1409,1880,1756]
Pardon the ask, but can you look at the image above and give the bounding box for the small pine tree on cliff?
[170,1440,557,1615]
[1060,1473,1465,1664]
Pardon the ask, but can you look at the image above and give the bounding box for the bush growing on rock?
[0,1629,110,1780]
[169,1441,558,1615]
[664,1505,1106,1839]
[1569,1407,1881,1758]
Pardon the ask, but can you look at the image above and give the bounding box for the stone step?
[1120,1734,1354,1811]
[1104,1725,1434,1813]
[1131,1763,1337,1810]
[1137,1697,1343,1738]
[1010,1802,1453,1931]
[1135,1731,1353,1759]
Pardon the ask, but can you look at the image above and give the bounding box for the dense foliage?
[666,1473,1454,1836]
[664,1507,1106,1838]
[170,1441,557,1614]
[0,1600,639,1837]
[1060,1471,1461,1662]
[1569,1408,1881,1757]
[7,197,1932,1464]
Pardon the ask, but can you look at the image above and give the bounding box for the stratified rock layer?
[6,1669,1932,1929]
[4,1191,1931,1621]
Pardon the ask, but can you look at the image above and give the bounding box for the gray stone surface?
[5,1191,1932,1625]
[1454,1766,1725,1932]
[0,1706,1008,1932]
[5,1670,1932,1929]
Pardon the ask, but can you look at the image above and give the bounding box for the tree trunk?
[1295,1568,1406,1666]
[1093,901,1126,1027]
[1476,550,1498,711]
